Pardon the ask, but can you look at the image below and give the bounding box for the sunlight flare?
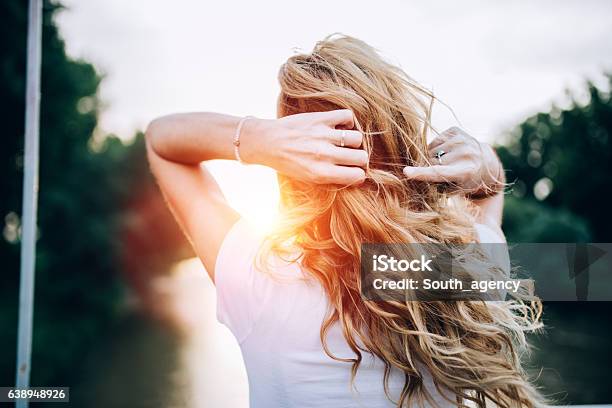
[207,161,280,233]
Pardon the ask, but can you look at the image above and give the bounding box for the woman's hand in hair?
[402,127,505,196]
[247,109,368,185]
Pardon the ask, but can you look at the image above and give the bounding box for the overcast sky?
[54,0,612,226]
[56,0,612,139]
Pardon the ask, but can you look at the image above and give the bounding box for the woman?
[146,35,543,408]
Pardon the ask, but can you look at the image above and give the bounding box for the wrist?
[237,117,273,165]
[470,143,505,198]
[485,143,505,185]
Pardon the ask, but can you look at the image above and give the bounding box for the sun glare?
[207,160,280,233]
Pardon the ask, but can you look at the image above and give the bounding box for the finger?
[330,146,368,167]
[330,129,363,148]
[428,127,462,150]
[427,141,462,158]
[319,109,355,128]
[430,151,463,166]
[428,141,478,163]
[427,134,449,151]
[442,126,463,138]
[402,165,458,182]
[324,165,366,185]
[428,132,474,154]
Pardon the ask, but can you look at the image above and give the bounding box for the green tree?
[496,77,612,404]
[1,0,120,387]
[0,0,188,393]
[497,76,612,242]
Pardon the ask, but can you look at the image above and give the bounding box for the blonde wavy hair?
[261,34,545,408]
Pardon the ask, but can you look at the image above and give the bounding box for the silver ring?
[434,149,446,165]
[340,130,346,147]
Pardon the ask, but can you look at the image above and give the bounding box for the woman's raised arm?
[145,110,366,280]
[402,127,506,236]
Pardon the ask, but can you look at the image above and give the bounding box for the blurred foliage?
[495,76,612,404]
[497,77,612,242]
[502,197,591,243]
[0,0,188,398]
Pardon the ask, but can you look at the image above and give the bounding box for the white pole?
[16,0,43,406]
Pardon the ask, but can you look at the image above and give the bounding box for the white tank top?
[215,218,505,408]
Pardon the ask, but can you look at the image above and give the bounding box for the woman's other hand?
[402,127,505,196]
[242,109,368,185]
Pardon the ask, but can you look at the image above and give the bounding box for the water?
[70,258,249,408]
[68,260,612,406]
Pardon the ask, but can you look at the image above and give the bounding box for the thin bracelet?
[233,116,254,163]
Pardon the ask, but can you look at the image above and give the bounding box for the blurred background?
[1,0,611,406]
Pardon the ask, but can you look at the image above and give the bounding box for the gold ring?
[340,130,346,147]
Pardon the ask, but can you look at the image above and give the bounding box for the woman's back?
[216,218,505,407]
[147,34,544,408]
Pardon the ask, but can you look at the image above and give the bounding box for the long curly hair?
[260,34,545,408]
